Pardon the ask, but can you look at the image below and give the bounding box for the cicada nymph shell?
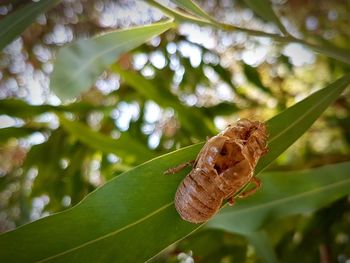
[171,119,268,223]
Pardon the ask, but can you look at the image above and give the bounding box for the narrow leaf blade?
[0,0,61,51]
[113,65,216,137]
[0,98,109,118]
[208,162,350,233]
[243,63,272,95]
[306,42,350,65]
[170,0,214,22]
[50,20,174,100]
[244,0,288,35]
[245,231,278,263]
[59,117,155,163]
[0,127,44,143]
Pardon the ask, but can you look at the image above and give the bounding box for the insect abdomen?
[174,168,224,223]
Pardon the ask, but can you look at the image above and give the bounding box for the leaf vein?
[223,177,350,216]
[36,202,174,263]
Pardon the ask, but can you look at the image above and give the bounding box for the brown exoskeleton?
[165,119,268,224]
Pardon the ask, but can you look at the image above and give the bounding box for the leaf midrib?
[37,175,350,262]
[36,202,174,263]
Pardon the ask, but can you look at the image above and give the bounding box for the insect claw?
[163,169,173,175]
[238,177,261,198]
[262,147,269,155]
[228,197,235,206]
[227,196,236,206]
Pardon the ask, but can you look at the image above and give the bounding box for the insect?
[165,119,268,224]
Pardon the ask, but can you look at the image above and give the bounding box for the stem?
[146,0,292,40]
[146,0,283,38]
[218,22,287,39]
[146,0,350,65]
[146,0,212,27]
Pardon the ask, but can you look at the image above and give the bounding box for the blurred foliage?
[152,228,249,263]
[0,0,350,262]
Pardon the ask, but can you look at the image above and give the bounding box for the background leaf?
[113,64,216,138]
[0,0,61,51]
[157,228,247,262]
[243,63,272,96]
[256,73,350,173]
[244,0,288,35]
[50,20,174,100]
[245,231,278,263]
[0,99,108,118]
[59,116,155,163]
[303,41,350,65]
[0,127,46,144]
[170,0,214,22]
[208,162,350,234]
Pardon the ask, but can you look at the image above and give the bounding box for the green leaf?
[59,116,155,163]
[208,162,350,234]
[112,64,216,138]
[304,41,350,66]
[243,63,272,95]
[147,0,286,39]
[211,63,237,92]
[0,127,45,143]
[256,73,350,173]
[0,0,61,51]
[0,75,349,262]
[0,143,203,263]
[245,231,278,263]
[0,99,109,118]
[51,20,175,100]
[0,99,55,118]
[24,129,68,206]
[244,0,288,35]
[204,102,239,117]
[170,0,214,22]
[172,229,247,263]
[146,0,216,27]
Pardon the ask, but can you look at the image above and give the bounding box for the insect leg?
[164,160,195,175]
[237,177,261,198]
[228,197,235,206]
